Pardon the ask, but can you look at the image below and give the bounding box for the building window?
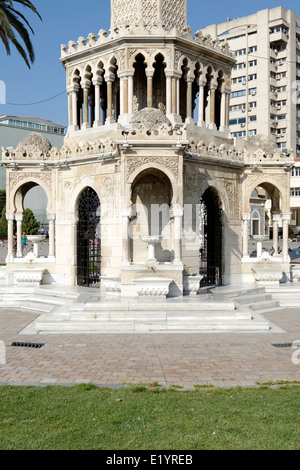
[230,90,246,98]
[248,46,257,53]
[235,48,247,56]
[291,167,300,177]
[291,187,300,197]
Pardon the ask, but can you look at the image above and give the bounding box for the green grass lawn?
[0,383,299,450]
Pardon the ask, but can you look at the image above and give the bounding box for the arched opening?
[130,169,173,263]
[133,53,147,112]
[200,187,223,287]
[215,70,223,130]
[85,65,94,127]
[109,58,120,122]
[179,58,189,121]
[76,187,101,287]
[153,54,166,113]
[204,66,213,125]
[243,181,289,260]
[11,181,54,260]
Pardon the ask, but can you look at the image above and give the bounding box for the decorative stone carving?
[183,273,203,295]
[101,276,121,297]
[134,277,172,298]
[130,108,172,131]
[13,268,46,286]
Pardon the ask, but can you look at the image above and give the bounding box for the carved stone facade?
[1,0,293,292]
[111,0,187,33]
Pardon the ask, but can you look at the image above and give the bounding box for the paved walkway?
[0,305,300,389]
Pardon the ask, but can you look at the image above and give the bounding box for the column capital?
[210,81,218,91]
[67,83,80,94]
[146,69,155,78]
[171,205,184,218]
[92,77,103,86]
[272,213,281,222]
[47,213,56,221]
[6,213,14,221]
[104,73,115,83]
[165,71,181,79]
[281,213,291,222]
[82,80,91,90]
[242,213,251,221]
[15,214,23,222]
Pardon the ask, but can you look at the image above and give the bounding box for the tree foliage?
[0,0,42,68]
[22,208,39,235]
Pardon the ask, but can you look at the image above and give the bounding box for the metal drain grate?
[11,342,45,349]
[272,343,293,348]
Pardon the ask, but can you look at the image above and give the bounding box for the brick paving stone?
[0,307,300,387]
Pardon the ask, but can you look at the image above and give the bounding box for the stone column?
[172,77,177,114]
[15,214,23,258]
[282,213,291,260]
[119,77,124,116]
[105,75,115,124]
[225,92,230,127]
[70,85,79,130]
[242,213,251,258]
[176,78,180,115]
[185,77,194,124]
[166,74,172,116]
[209,82,217,129]
[6,213,14,263]
[128,72,134,115]
[123,77,129,114]
[82,83,91,129]
[173,205,184,264]
[48,214,56,258]
[93,78,102,127]
[220,90,226,129]
[272,213,281,255]
[68,92,73,127]
[197,81,205,126]
[146,71,154,108]
[121,208,132,265]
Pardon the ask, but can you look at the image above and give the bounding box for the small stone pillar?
[48,213,56,258]
[172,205,184,264]
[272,213,281,256]
[197,80,205,126]
[6,213,14,263]
[242,213,251,258]
[121,208,132,265]
[15,213,23,258]
[282,213,291,260]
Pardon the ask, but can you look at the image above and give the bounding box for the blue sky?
[0,0,299,126]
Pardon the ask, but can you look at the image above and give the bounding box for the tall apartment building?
[201,7,300,227]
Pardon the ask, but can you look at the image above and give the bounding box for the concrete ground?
[0,239,299,389]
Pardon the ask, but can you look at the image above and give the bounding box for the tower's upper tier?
[111,0,187,32]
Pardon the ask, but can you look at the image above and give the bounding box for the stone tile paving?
[0,306,300,388]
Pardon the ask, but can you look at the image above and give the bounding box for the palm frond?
[0,0,42,68]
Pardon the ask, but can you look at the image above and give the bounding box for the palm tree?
[0,0,41,68]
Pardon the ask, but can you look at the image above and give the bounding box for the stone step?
[35,316,270,334]
[233,293,273,305]
[69,309,251,323]
[247,300,279,311]
[75,299,236,312]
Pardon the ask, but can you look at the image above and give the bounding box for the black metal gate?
[200,188,223,287]
[77,187,101,287]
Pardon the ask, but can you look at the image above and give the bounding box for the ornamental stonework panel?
[126,156,179,179]
[9,172,53,192]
